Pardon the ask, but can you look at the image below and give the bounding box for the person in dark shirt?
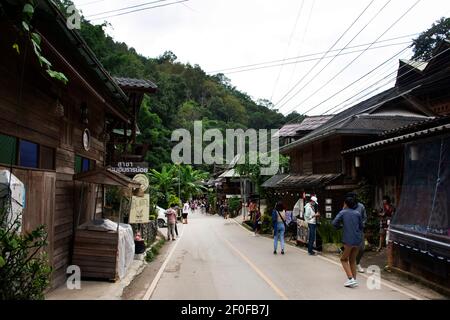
[332,197,363,288]
[377,195,395,252]
[346,192,367,273]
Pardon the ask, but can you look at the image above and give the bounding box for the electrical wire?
[286,0,316,89]
[270,0,306,102]
[86,0,167,18]
[90,0,188,21]
[277,0,393,111]
[273,0,377,108]
[207,33,418,74]
[219,41,411,75]
[281,0,423,116]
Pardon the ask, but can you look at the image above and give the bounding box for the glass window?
[0,134,17,165]
[75,155,82,174]
[40,145,55,170]
[82,158,90,172]
[19,140,38,168]
[75,155,94,174]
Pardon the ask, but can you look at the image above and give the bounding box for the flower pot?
[135,240,146,254]
[322,243,340,253]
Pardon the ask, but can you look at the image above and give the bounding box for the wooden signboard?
[129,194,150,224]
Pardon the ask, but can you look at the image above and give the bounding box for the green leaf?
[22,21,30,32]
[39,55,52,67]
[0,256,5,268]
[23,4,34,17]
[12,43,20,54]
[46,70,69,84]
[31,32,41,46]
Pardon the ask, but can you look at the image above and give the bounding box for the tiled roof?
[381,115,450,138]
[114,77,158,91]
[280,84,434,153]
[342,122,450,155]
[276,115,334,137]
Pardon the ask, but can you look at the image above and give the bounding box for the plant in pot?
[318,220,342,253]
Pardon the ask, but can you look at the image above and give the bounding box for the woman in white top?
[182,201,190,224]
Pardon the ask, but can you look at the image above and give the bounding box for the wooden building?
[342,115,450,291]
[263,57,439,216]
[340,42,450,290]
[0,0,156,288]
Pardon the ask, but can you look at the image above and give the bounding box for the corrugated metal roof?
[219,169,240,178]
[399,59,428,72]
[262,173,341,189]
[261,174,288,188]
[342,123,450,155]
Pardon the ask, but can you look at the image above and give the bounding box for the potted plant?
[318,220,342,253]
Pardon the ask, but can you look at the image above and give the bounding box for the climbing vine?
[14,1,68,84]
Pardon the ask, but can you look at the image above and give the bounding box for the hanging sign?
[129,194,150,224]
[133,174,149,192]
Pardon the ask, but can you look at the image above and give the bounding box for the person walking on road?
[253,209,262,236]
[182,201,190,224]
[332,196,363,288]
[223,200,229,219]
[346,192,367,273]
[272,202,287,255]
[304,196,320,256]
[165,204,178,241]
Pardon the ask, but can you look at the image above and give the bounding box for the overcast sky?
[72,0,450,116]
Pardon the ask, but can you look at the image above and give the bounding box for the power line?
[218,41,411,75]
[281,0,423,116]
[86,0,167,18]
[301,45,411,115]
[284,44,450,129]
[273,0,377,108]
[207,33,418,74]
[278,0,393,111]
[270,0,306,102]
[90,0,188,21]
[286,0,316,88]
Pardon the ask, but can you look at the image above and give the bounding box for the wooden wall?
[0,22,111,289]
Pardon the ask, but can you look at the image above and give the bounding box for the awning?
[73,167,141,188]
[219,169,241,178]
[262,173,341,189]
[342,123,450,155]
[261,174,288,188]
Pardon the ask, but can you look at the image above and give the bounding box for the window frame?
[0,132,56,171]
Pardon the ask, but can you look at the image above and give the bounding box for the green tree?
[412,17,450,60]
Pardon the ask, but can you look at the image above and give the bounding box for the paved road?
[149,211,423,300]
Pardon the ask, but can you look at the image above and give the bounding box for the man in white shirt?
[304,196,320,255]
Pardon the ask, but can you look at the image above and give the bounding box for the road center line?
[231,217,422,300]
[142,223,186,300]
[219,233,289,300]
